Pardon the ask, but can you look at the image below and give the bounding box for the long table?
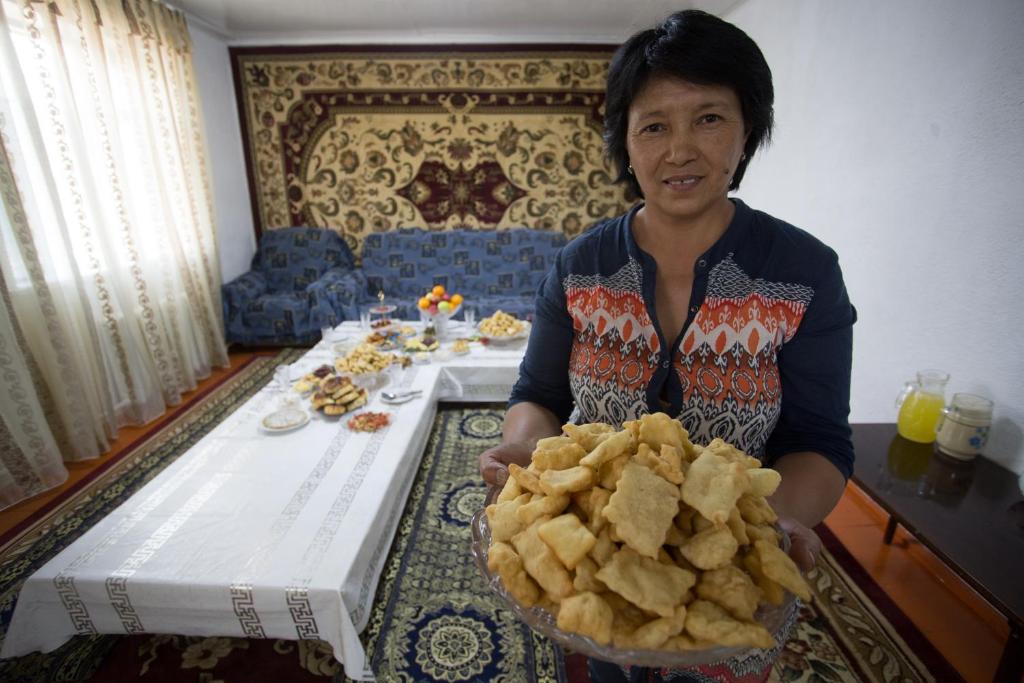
[1,322,526,681]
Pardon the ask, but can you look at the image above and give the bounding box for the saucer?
[332,340,357,355]
[260,407,310,433]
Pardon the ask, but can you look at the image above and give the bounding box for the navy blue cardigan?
[509,199,857,479]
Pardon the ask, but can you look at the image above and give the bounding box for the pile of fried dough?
[485,412,811,652]
[479,310,526,337]
[334,343,396,375]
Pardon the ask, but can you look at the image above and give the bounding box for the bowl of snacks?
[451,338,471,356]
[478,310,530,343]
[334,343,400,389]
[365,329,403,350]
[469,412,805,668]
[404,336,440,353]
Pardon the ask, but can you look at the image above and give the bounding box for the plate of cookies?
[470,412,805,668]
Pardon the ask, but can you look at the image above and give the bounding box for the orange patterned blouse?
[509,200,857,478]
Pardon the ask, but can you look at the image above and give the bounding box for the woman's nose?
[665,127,697,164]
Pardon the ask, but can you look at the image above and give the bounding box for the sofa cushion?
[241,291,311,337]
[255,227,356,293]
[448,229,566,298]
[360,227,566,305]
[471,295,537,321]
[360,228,451,299]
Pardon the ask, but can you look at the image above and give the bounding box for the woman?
[479,9,856,681]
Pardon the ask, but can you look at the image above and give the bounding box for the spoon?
[381,389,422,402]
[381,394,417,405]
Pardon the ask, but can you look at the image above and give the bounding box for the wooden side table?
[851,423,1024,683]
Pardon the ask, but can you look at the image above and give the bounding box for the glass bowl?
[468,490,795,668]
[477,320,531,344]
[349,370,389,392]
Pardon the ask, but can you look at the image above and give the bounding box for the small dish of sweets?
[346,411,391,432]
[293,364,335,394]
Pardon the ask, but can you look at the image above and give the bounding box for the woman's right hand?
[479,442,533,487]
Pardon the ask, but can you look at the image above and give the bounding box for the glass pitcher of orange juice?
[895,370,950,443]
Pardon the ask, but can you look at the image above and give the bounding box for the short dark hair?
[604,10,774,197]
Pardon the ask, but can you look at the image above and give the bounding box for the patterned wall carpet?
[0,360,961,682]
[231,46,633,253]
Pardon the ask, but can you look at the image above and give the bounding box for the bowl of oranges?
[417,285,465,337]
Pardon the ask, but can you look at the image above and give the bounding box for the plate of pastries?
[470,412,808,667]
[309,374,368,416]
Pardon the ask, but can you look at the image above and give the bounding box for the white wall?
[189,22,255,284]
[725,0,1024,472]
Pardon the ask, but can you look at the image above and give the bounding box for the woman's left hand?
[777,516,822,573]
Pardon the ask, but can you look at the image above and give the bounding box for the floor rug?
[0,403,962,682]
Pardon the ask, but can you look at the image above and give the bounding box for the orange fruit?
[451,294,464,307]
[432,285,445,297]
[417,296,431,310]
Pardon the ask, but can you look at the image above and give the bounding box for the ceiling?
[171,0,746,44]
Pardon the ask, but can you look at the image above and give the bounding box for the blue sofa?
[222,227,357,346]
[354,227,568,320]
[222,226,567,345]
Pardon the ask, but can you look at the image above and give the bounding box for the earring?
[627,164,634,175]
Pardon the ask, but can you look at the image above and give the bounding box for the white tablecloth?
[1,323,526,681]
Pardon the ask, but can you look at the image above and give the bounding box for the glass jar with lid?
[935,393,993,461]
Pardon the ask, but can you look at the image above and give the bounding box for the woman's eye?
[641,123,665,133]
[699,114,723,124]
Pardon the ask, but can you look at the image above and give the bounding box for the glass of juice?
[896,369,950,443]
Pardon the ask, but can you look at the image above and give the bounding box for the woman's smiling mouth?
[663,175,703,189]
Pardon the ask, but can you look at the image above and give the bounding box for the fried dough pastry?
[485,412,808,654]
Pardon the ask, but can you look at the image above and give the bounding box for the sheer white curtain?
[0,0,227,509]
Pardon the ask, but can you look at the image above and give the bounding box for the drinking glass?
[274,364,292,393]
[463,305,477,329]
[359,307,371,331]
[274,364,300,407]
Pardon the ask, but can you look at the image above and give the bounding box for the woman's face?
[625,75,748,226]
